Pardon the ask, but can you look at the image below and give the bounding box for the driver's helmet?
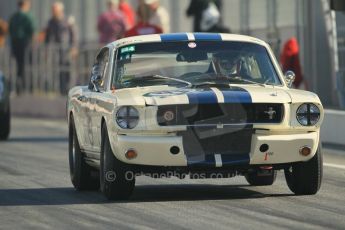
[212,52,241,76]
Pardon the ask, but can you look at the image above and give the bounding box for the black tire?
[100,124,135,200]
[245,170,277,186]
[0,103,10,140]
[69,115,99,190]
[284,144,323,195]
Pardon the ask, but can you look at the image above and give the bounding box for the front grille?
[157,103,284,126]
[179,127,253,156]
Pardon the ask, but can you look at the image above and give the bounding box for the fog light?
[125,149,138,160]
[299,146,311,156]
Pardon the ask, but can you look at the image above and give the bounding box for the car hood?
[285,88,322,104]
[115,85,293,106]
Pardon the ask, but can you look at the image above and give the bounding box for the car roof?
[109,33,269,49]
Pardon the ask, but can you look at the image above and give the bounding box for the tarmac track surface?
[0,118,345,229]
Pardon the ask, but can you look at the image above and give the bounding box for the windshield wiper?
[230,76,266,87]
[192,82,231,88]
[152,75,192,88]
[123,75,192,88]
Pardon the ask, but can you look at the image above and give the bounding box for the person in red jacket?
[125,3,162,37]
[280,37,305,89]
[97,0,126,44]
[119,0,136,29]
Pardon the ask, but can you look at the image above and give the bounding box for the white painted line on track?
[324,163,345,170]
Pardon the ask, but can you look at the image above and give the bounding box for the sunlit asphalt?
[0,118,345,229]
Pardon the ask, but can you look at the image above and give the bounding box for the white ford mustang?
[67,33,324,200]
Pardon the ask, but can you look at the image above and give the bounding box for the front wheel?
[100,124,135,200]
[69,116,99,190]
[284,144,323,195]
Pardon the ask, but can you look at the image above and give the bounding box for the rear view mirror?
[176,51,208,63]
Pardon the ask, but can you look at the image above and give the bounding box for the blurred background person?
[9,0,35,94]
[45,1,77,95]
[119,0,136,30]
[144,0,170,33]
[187,0,228,33]
[125,3,162,37]
[0,18,8,48]
[97,0,126,44]
[280,37,306,89]
[201,1,229,33]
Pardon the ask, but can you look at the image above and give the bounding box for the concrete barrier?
[11,95,67,119]
[321,109,345,146]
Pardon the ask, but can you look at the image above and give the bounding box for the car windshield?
[113,41,282,89]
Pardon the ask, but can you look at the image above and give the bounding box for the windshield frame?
[111,41,284,90]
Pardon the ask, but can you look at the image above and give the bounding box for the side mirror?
[91,74,102,92]
[89,64,102,92]
[284,71,295,88]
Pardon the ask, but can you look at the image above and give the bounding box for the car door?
[75,79,94,152]
[88,47,111,154]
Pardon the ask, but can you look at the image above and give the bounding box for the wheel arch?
[100,116,123,163]
[100,116,108,152]
[101,116,106,130]
[69,112,83,150]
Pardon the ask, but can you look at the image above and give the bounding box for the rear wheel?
[100,124,135,200]
[69,116,99,190]
[284,144,323,195]
[245,170,277,186]
[0,103,10,140]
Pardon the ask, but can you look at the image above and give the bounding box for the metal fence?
[0,44,100,95]
[0,38,285,97]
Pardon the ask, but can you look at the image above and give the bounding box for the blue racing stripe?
[187,154,250,167]
[194,33,222,41]
[221,87,252,103]
[160,33,189,42]
[187,154,216,167]
[221,154,250,166]
[187,90,218,104]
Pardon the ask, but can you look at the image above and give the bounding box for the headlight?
[116,106,139,129]
[296,103,320,126]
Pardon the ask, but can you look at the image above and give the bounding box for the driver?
[211,52,243,76]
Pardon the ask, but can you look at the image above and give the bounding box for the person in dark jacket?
[9,0,35,94]
[45,1,77,95]
[186,0,224,32]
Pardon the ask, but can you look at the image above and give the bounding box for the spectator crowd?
[0,0,176,95]
[0,0,305,95]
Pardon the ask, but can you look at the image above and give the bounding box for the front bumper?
[111,131,319,167]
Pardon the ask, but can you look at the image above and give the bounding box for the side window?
[92,48,110,92]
